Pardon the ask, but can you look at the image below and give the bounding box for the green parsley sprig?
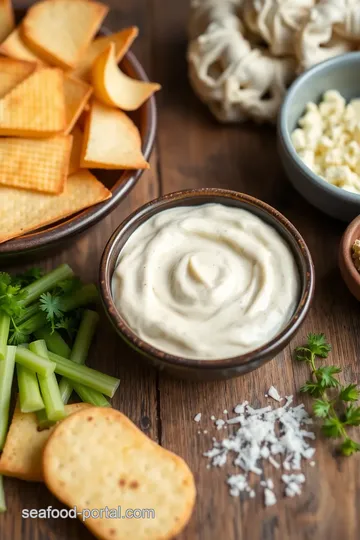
[295,333,360,456]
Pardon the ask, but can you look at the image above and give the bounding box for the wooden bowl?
[99,189,315,380]
[339,216,360,301]
[0,9,157,262]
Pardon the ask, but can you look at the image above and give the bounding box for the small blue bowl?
[278,52,360,222]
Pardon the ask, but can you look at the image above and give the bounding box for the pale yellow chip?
[71,26,138,82]
[0,135,72,194]
[69,125,83,175]
[0,27,45,64]
[81,99,149,170]
[22,0,109,69]
[0,57,36,99]
[0,67,66,137]
[0,169,111,244]
[43,407,196,540]
[64,75,92,134]
[0,0,14,42]
[92,42,161,111]
[0,402,92,482]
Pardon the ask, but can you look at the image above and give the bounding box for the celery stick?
[0,313,10,361]
[16,364,44,413]
[48,352,120,397]
[0,346,16,449]
[59,284,98,312]
[58,310,99,403]
[19,264,74,307]
[15,347,55,377]
[0,476,6,512]
[17,312,47,336]
[35,328,71,359]
[72,383,110,407]
[38,316,110,408]
[29,340,65,423]
[14,304,39,326]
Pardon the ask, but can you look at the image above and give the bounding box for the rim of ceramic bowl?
[279,51,360,203]
[100,188,315,371]
[0,42,157,255]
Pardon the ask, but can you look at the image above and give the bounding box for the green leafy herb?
[39,292,64,332]
[0,272,26,318]
[295,333,360,457]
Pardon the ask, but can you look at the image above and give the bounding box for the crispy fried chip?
[0,57,36,99]
[0,169,111,244]
[22,0,109,69]
[69,125,83,175]
[0,0,14,42]
[0,27,45,64]
[92,42,160,111]
[81,99,149,170]
[0,402,92,482]
[0,135,72,194]
[0,67,66,137]
[71,26,138,82]
[43,407,196,540]
[64,75,92,134]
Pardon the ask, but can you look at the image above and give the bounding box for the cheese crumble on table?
[195,386,316,508]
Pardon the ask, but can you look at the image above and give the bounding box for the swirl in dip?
[112,204,300,360]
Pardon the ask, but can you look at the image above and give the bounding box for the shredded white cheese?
[201,389,316,507]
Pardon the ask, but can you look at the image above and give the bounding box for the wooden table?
[1,1,360,539]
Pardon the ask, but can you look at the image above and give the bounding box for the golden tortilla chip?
[69,125,83,175]
[0,169,111,244]
[0,135,72,194]
[64,75,92,134]
[43,408,196,539]
[0,27,45,64]
[0,0,14,42]
[0,402,92,482]
[71,26,138,82]
[92,42,161,111]
[0,67,66,137]
[22,0,109,69]
[0,57,36,99]
[81,99,149,170]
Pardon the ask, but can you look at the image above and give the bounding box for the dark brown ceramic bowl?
[339,216,360,301]
[100,189,315,380]
[0,8,157,262]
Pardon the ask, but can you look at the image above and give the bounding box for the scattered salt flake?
[282,474,306,498]
[197,430,201,435]
[227,474,249,497]
[310,461,316,467]
[215,419,226,430]
[249,489,256,498]
[226,415,243,425]
[194,413,202,423]
[223,409,228,414]
[210,415,216,421]
[267,385,282,402]
[269,456,280,469]
[203,393,316,507]
[203,430,208,434]
[264,488,277,507]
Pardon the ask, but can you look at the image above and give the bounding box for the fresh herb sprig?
[295,333,360,456]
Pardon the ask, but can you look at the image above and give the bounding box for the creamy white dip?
[112,204,300,360]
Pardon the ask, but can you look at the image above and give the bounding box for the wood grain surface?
[1,1,360,540]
